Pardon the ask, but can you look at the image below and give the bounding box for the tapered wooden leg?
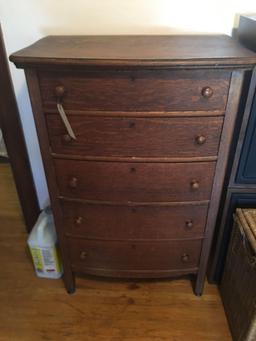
[63,269,76,294]
[194,273,205,296]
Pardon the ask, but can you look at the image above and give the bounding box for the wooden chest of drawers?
[10,35,256,294]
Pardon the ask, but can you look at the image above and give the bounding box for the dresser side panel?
[195,70,246,294]
[24,69,75,293]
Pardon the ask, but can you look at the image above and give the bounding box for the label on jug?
[30,246,62,275]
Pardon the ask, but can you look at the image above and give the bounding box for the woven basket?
[220,208,256,341]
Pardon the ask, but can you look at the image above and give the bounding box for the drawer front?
[39,69,230,112]
[47,115,223,158]
[61,201,208,239]
[55,160,215,202]
[68,238,202,274]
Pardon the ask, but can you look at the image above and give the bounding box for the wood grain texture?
[55,159,216,202]
[195,70,245,295]
[44,109,225,117]
[0,163,23,218]
[11,35,256,295]
[9,35,256,67]
[39,69,230,111]
[47,115,223,158]
[25,69,76,293]
[61,200,208,240]
[52,154,218,163]
[0,163,232,341]
[68,237,202,275]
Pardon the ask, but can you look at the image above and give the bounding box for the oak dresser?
[10,35,256,294]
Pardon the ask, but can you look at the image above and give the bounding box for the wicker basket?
[220,208,256,341]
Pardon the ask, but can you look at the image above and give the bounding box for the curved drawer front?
[68,238,202,275]
[61,201,208,239]
[47,115,223,158]
[55,159,215,202]
[39,69,230,112]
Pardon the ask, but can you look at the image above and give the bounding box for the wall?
[1,0,256,207]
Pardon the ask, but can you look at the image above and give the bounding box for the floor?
[0,163,232,341]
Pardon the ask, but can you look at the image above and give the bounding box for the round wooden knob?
[201,87,213,98]
[69,177,78,188]
[185,220,193,229]
[181,253,190,263]
[75,216,83,225]
[195,135,206,145]
[130,167,136,173]
[191,180,199,190]
[80,251,88,260]
[129,121,135,128]
[62,134,72,143]
[55,85,66,99]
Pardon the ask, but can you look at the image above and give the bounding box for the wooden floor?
[0,163,231,341]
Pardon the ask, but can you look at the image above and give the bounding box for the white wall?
[1,0,256,207]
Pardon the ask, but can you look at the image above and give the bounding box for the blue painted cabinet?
[208,14,256,281]
[236,91,256,183]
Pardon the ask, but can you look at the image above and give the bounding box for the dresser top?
[10,35,256,68]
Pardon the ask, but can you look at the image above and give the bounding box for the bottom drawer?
[68,238,202,277]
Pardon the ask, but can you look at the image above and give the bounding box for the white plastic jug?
[27,208,63,279]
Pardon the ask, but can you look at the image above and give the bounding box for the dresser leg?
[63,270,76,294]
[194,274,204,296]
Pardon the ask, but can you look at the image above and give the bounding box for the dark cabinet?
[208,14,256,282]
[236,91,256,183]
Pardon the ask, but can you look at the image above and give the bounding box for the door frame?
[0,23,40,231]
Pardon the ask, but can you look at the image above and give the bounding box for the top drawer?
[39,69,231,112]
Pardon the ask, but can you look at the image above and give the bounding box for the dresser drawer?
[55,159,215,202]
[61,201,208,239]
[47,115,223,158]
[68,238,202,276]
[39,69,230,112]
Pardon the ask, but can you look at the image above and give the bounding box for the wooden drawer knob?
[185,220,193,229]
[62,134,72,143]
[190,180,199,190]
[201,87,213,98]
[75,216,83,225]
[195,135,206,145]
[129,121,135,128]
[130,167,136,173]
[181,253,190,263]
[80,251,88,260]
[55,85,66,99]
[69,177,78,188]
